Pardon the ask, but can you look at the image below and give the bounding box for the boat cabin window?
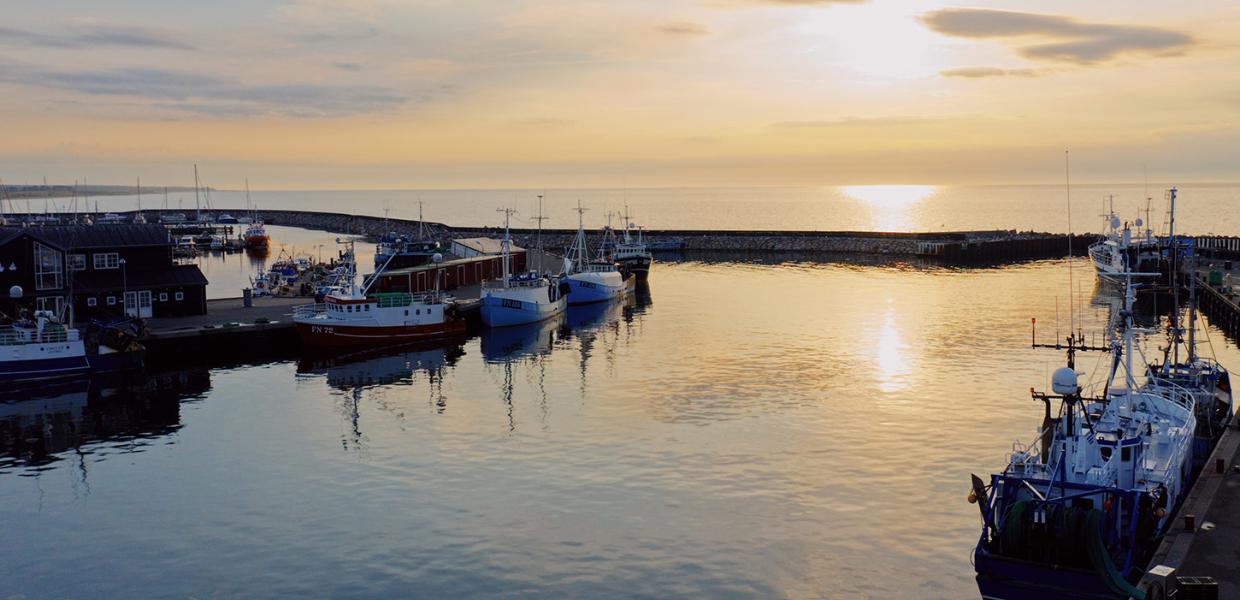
[1121,447,1132,462]
[364,305,370,312]
[416,309,421,315]
[1100,447,1112,461]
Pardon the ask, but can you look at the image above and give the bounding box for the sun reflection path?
[841,185,937,232]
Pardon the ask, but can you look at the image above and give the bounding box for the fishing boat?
[243,221,269,248]
[480,208,567,327]
[0,311,89,382]
[0,310,143,382]
[293,241,465,347]
[373,203,441,270]
[562,203,633,305]
[608,206,653,281]
[1088,195,1161,282]
[97,212,127,224]
[217,213,239,224]
[970,269,1215,600]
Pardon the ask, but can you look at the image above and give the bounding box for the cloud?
[921,8,1193,65]
[656,21,711,36]
[332,62,364,71]
[0,64,416,118]
[0,24,193,50]
[940,66,1045,78]
[771,116,941,128]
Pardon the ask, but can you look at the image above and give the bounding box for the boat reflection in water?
[0,370,209,472]
[295,341,466,392]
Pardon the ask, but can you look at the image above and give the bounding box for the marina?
[6,195,1240,600]
[5,1,1240,595]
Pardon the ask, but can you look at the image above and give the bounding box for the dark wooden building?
[0,224,207,320]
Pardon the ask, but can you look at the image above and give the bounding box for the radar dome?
[1052,367,1079,395]
[1110,216,1121,230]
[8,285,21,298]
[432,253,444,264]
[1135,218,1144,228]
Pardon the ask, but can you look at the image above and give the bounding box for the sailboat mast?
[194,164,201,222]
[419,200,425,240]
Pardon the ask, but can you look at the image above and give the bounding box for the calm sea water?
[43,184,1240,235]
[3,257,1238,598]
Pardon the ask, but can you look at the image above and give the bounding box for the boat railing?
[484,276,547,290]
[292,303,325,319]
[1139,380,1197,415]
[0,326,80,345]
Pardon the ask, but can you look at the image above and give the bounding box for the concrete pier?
[1136,425,1240,598]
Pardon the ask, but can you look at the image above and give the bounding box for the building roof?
[0,224,171,250]
[451,237,523,255]
[67,264,208,293]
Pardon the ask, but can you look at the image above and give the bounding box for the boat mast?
[572,201,589,272]
[533,194,547,256]
[497,207,517,288]
[418,200,425,240]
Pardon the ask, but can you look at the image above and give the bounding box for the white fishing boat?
[480,208,567,327]
[563,203,632,305]
[972,268,1206,599]
[0,310,89,382]
[1088,194,1161,281]
[293,241,464,347]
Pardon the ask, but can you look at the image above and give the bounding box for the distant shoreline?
[1,186,206,200]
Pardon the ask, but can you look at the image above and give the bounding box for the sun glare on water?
[841,184,937,231]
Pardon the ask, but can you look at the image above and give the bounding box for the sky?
[2,0,1239,189]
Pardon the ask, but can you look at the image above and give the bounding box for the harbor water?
[50,184,1240,235]
[3,257,1239,598]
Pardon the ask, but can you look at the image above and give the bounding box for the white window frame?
[107,296,117,306]
[87,297,97,307]
[93,252,120,270]
[175,291,184,301]
[159,292,168,302]
[34,242,64,290]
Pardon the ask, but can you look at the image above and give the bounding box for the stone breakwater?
[138,209,1091,260]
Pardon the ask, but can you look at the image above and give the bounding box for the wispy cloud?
[657,21,711,36]
[0,24,193,50]
[0,64,418,118]
[921,8,1193,65]
[940,66,1045,78]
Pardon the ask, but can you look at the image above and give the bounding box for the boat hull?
[975,552,1125,600]
[565,272,631,305]
[617,256,652,281]
[480,294,565,327]
[0,355,91,382]
[296,320,466,347]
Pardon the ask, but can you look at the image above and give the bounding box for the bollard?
[1217,458,1226,474]
[1184,514,1196,531]
[243,287,253,308]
